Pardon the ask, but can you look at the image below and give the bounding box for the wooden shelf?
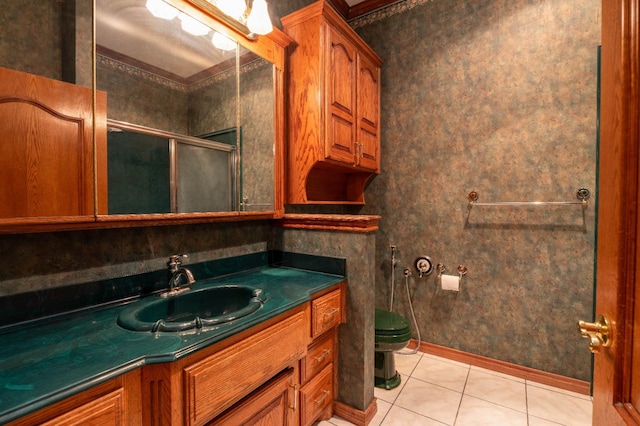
[275,214,381,232]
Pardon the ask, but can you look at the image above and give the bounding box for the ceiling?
[94,0,397,83]
[96,0,246,83]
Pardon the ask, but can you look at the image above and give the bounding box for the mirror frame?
[95,0,291,227]
[1,0,290,234]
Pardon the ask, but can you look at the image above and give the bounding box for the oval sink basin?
[117,285,267,332]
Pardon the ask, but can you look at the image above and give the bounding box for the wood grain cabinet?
[6,370,142,426]
[282,1,382,205]
[9,285,345,426]
[208,368,297,426]
[209,285,345,426]
[182,309,309,426]
[0,66,107,223]
[299,287,345,426]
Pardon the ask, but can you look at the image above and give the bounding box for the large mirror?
[0,0,284,232]
[95,0,276,215]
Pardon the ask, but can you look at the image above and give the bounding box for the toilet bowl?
[375,308,412,390]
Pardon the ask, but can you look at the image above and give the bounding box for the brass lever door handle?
[577,314,612,353]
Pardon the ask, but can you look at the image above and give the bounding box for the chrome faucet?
[162,254,195,297]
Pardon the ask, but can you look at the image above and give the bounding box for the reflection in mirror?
[96,0,276,215]
[0,1,99,220]
[0,0,93,87]
[240,57,275,211]
[107,122,236,213]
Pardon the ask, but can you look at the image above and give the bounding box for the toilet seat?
[375,308,411,344]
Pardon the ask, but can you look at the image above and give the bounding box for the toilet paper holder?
[437,263,468,283]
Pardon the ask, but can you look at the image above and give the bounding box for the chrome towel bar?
[467,188,590,207]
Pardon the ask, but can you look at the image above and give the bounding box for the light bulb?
[216,0,247,20]
[212,32,236,51]
[146,0,179,20]
[178,13,210,36]
[247,0,272,35]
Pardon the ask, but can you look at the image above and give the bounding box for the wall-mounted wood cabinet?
[283,0,382,205]
[0,67,107,222]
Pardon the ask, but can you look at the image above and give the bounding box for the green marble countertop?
[0,266,344,423]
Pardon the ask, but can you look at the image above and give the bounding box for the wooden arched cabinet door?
[0,66,106,219]
[591,0,640,424]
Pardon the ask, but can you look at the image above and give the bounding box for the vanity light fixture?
[216,0,247,21]
[206,0,273,37]
[178,12,211,36]
[145,0,273,40]
[212,31,236,51]
[146,0,179,19]
[246,0,272,35]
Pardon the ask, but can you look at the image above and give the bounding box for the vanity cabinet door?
[208,368,297,426]
[183,310,308,426]
[39,390,126,426]
[6,370,141,426]
[0,66,106,221]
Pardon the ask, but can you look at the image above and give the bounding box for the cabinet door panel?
[208,369,296,426]
[324,26,357,165]
[40,390,125,426]
[184,310,308,426]
[357,56,380,171]
[0,67,99,219]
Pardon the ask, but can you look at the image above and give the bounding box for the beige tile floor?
[317,351,592,426]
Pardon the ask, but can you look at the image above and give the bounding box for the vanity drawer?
[300,364,333,426]
[311,289,343,338]
[301,332,334,384]
[183,310,308,426]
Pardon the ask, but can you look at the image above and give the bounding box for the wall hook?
[457,265,468,279]
[436,263,446,279]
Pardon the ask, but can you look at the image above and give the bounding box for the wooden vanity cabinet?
[141,304,310,426]
[283,0,382,204]
[6,370,142,426]
[207,368,297,426]
[8,284,345,426]
[298,286,346,426]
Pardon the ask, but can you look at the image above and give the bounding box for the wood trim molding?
[329,0,399,20]
[413,340,591,395]
[275,214,381,232]
[333,397,378,426]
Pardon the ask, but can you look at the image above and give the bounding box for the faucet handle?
[167,254,188,272]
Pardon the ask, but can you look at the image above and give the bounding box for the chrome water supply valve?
[414,256,434,277]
